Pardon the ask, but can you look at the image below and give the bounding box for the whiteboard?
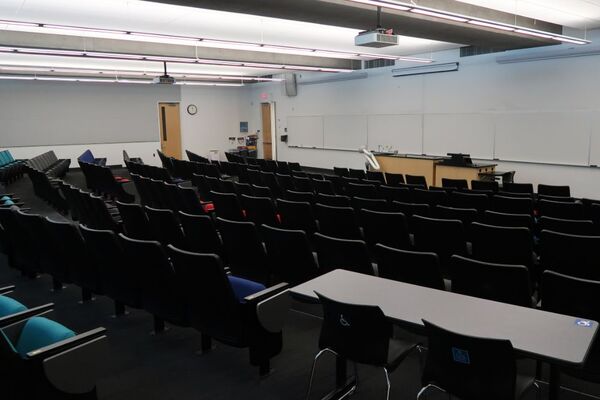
[494,112,591,166]
[287,116,323,148]
[367,114,422,154]
[324,115,367,150]
[423,113,494,159]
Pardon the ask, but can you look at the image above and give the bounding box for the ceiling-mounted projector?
[355,28,398,47]
[153,75,176,84]
[153,61,176,84]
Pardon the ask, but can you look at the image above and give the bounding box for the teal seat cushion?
[0,196,10,201]
[228,276,266,303]
[3,200,14,206]
[0,295,27,318]
[15,317,75,358]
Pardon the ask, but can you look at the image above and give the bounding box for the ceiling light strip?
[0,64,283,81]
[0,18,433,63]
[0,46,355,73]
[0,74,245,86]
[346,0,590,45]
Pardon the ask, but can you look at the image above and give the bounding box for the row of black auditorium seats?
[203,177,598,225]
[59,183,121,231]
[0,209,287,375]
[112,198,535,307]
[26,151,70,178]
[0,150,25,184]
[24,168,68,213]
[79,161,134,202]
[130,173,208,215]
[125,160,183,183]
[333,165,573,196]
[0,286,107,399]
[223,151,302,173]
[77,149,106,166]
[204,189,600,283]
[116,202,316,286]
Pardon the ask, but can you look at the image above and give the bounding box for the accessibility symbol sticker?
[575,319,594,328]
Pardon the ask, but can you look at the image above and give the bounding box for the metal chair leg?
[417,384,447,400]
[383,367,391,400]
[306,348,336,400]
[353,361,359,393]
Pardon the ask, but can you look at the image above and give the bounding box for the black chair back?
[450,255,532,307]
[314,233,373,275]
[315,204,362,240]
[261,225,318,285]
[538,184,570,198]
[316,291,391,366]
[541,270,600,381]
[276,199,317,234]
[240,195,278,226]
[375,245,444,290]
[471,180,498,192]
[470,223,533,269]
[540,230,600,280]
[359,210,411,250]
[421,320,517,400]
[178,211,224,258]
[538,199,584,220]
[539,216,595,236]
[482,210,533,230]
[442,178,468,190]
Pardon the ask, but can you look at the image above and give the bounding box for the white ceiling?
[459,0,600,30]
[0,0,597,77]
[0,0,456,76]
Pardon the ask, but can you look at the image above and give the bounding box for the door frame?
[261,101,277,160]
[157,101,182,159]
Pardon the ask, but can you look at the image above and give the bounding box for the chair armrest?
[43,335,109,395]
[0,303,54,328]
[27,327,107,361]
[0,285,15,295]
[255,287,291,333]
[244,282,289,304]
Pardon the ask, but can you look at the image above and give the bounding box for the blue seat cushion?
[15,317,75,358]
[1,196,10,201]
[3,200,14,206]
[228,276,266,303]
[78,150,94,163]
[0,295,27,318]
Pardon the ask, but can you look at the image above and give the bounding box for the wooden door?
[261,103,272,160]
[159,102,182,159]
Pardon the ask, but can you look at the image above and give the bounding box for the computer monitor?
[446,153,473,166]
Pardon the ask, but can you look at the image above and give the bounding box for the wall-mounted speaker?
[284,73,297,97]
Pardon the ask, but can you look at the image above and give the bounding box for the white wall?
[179,85,249,162]
[0,80,181,166]
[246,34,600,199]
[0,81,249,166]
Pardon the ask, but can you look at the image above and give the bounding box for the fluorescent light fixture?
[345,0,590,45]
[0,74,153,84]
[410,8,469,23]
[176,81,244,87]
[0,63,283,81]
[514,29,555,39]
[467,20,515,31]
[0,18,432,63]
[348,0,411,11]
[0,46,354,73]
[392,62,459,77]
